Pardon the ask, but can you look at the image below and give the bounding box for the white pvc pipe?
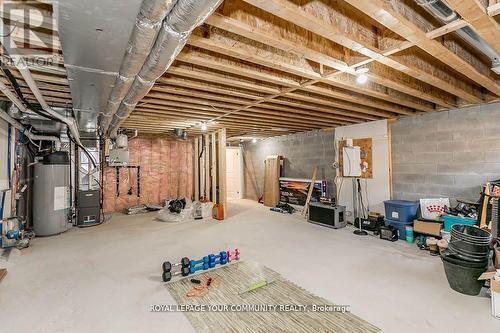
[0,22,82,146]
[0,80,28,112]
[0,110,61,146]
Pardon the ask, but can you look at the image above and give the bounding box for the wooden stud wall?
[192,129,227,219]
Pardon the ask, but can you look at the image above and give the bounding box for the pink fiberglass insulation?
[103,137,193,213]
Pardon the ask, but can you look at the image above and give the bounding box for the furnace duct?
[99,0,177,130]
[104,0,224,137]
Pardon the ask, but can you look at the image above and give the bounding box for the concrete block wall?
[391,102,500,201]
[242,129,336,201]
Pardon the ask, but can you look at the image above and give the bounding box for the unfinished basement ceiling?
[1,0,500,140]
[0,1,71,112]
[122,0,500,139]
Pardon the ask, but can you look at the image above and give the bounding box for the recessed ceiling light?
[201,122,207,131]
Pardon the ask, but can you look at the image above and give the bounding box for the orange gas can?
[212,204,225,221]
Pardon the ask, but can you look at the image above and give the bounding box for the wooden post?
[204,134,210,200]
[199,136,205,200]
[302,166,319,217]
[211,132,217,203]
[218,129,227,218]
[193,138,199,201]
[480,182,490,229]
[387,119,395,199]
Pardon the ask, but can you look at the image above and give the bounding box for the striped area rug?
[166,261,380,333]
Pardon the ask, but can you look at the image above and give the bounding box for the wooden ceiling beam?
[185,28,436,113]
[488,3,500,16]
[242,0,487,103]
[206,11,455,108]
[252,103,358,123]
[324,74,435,112]
[282,91,391,118]
[446,0,500,55]
[205,13,351,73]
[166,65,280,95]
[165,62,412,117]
[343,0,500,96]
[264,98,378,121]
[136,102,342,128]
[301,84,414,116]
[136,101,349,127]
[135,106,334,130]
[159,76,263,100]
[188,32,321,79]
[128,110,299,131]
[0,3,57,32]
[149,86,254,105]
[136,110,343,129]
[151,82,377,122]
[177,48,300,87]
[4,24,61,51]
[121,121,296,137]
[143,94,356,125]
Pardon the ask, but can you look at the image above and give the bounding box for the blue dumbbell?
[208,252,226,265]
[190,256,210,274]
[208,251,228,268]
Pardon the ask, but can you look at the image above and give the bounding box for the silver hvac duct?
[99,0,178,131]
[0,110,61,146]
[0,21,82,145]
[106,0,223,137]
[0,80,61,146]
[415,0,499,65]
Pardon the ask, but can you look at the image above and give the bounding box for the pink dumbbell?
[227,248,240,262]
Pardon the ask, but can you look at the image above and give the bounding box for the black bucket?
[448,242,490,261]
[441,257,487,296]
[441,251,488,268]
[451,225,492,243]
[449,225,492,261]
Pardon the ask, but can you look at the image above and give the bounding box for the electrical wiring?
[26,128,41,149]
[186,276,221,298]
[364,178,370,212]
[1,68,62,123]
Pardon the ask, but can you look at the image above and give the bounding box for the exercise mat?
[165,261,380,333]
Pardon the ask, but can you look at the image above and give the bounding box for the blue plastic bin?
[442,215,477,232]
[384,200,420,222]
[385,218,413,240]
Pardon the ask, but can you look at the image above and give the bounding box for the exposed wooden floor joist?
[1,0,498,141]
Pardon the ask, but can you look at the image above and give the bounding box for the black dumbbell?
[162,257,190,273]
[162,266,190,282]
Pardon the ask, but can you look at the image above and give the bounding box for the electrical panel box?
[342,146,362,177]
[108,148,129,167]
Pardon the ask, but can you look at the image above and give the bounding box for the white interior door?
[226,147,243,200]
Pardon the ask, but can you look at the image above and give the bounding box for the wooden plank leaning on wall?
[217,128,227,218]
[193,137,199,201]
[191,129,227,219]
[204,134,210,200]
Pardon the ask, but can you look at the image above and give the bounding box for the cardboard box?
[413,219,442,237]
[478,271,500,319]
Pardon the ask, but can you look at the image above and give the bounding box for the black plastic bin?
[441,255,487,296]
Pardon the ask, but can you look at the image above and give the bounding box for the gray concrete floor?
[0,199,499,333]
